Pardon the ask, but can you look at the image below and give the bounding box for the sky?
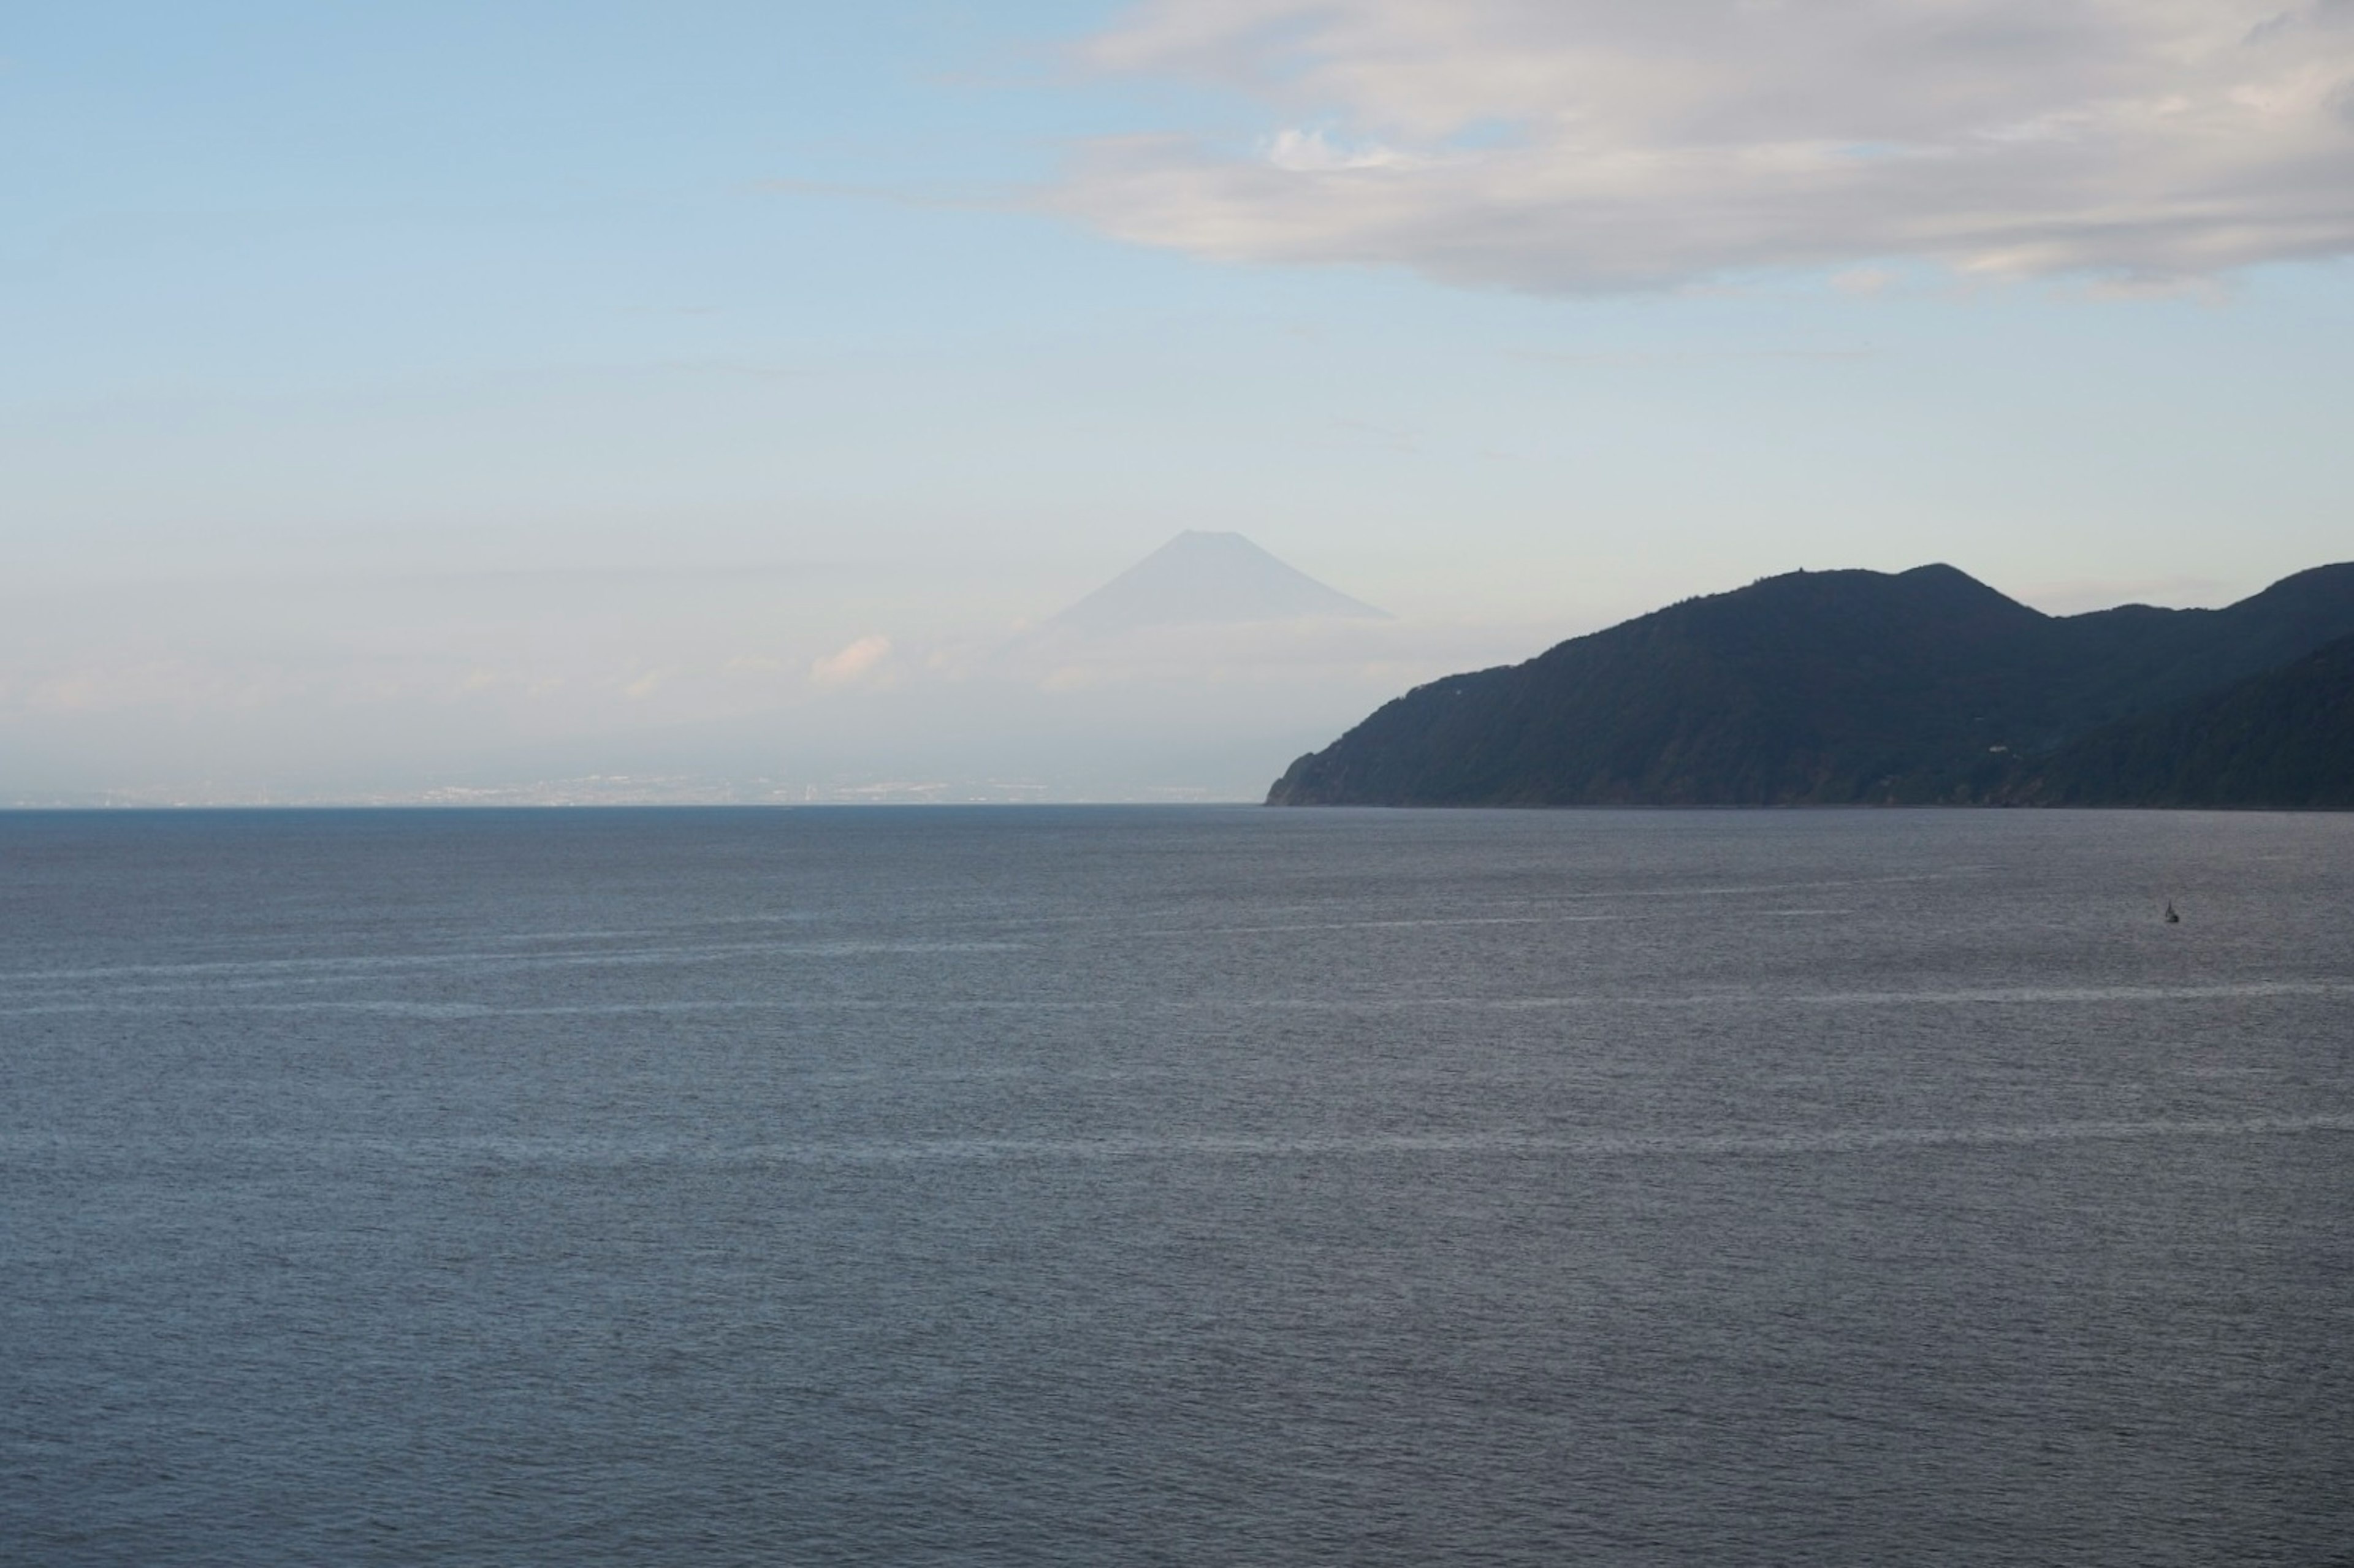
[4,0,2351,802]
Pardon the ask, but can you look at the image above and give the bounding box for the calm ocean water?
[4,806,2350,1566]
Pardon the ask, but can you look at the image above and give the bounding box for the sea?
[3,806,2350,1566]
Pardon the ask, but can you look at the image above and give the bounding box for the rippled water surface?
[5,807,2351,1565]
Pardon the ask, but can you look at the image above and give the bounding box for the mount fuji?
[1048,531,1387,634]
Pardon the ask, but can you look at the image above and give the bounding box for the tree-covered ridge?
[2002,633,2354,810]
[1267,562,2354,809]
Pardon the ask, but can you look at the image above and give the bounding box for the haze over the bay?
[5,1,2351,803]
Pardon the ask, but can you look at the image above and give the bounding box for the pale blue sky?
[4,1,2350,801]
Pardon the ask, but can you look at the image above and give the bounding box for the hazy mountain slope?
[1051,531,1387,633]
[1266,562,2354,807]
[2001,633,2354,809]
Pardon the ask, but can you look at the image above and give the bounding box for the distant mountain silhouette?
[2000,632,2354,809]
[1051,531,1387,634]
[1266,562,2354,808]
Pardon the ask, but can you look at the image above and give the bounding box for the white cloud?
[1056,0,2354,290]
[1262,126,1427,171]
[809,634,894,687]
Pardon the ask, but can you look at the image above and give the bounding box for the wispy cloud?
[1262,126,1428,172]
[810,634,894,688]
[1054,0,2354,291]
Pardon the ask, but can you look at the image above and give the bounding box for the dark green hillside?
[1267,562,2354,808]
[2049,564,2354,728]
[2002,633,2354,809]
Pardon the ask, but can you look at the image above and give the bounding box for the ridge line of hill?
[1267,561,2354,809]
